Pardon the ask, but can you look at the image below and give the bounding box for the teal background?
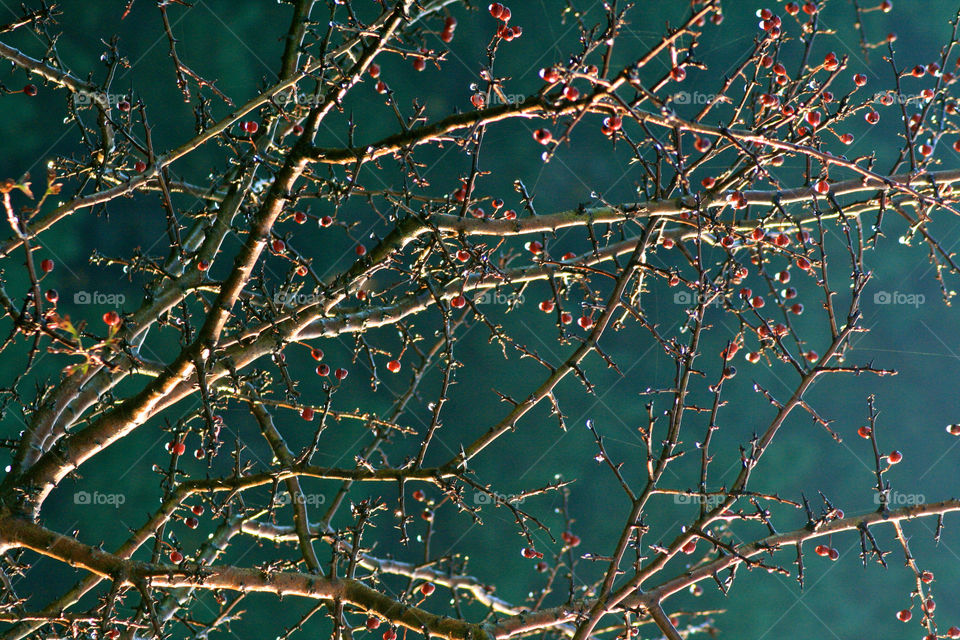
[2,1,960,639]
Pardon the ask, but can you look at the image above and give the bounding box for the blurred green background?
[3,1,960,639]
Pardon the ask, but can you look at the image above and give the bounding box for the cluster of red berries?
[561,531,581,547]
[813,544,840,560]
[440,15,457,43]
[310,348,348,382]
[489,3,522,40]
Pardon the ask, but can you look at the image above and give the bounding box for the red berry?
[577,316,594,330]
[527,240,543,254]
[334,367,348,380]
[896,609,912,622]
[539,300,555,313]
[888,450,902,464]
[857,425,872,439]
[805,110,822,126]
[185,516,199,529]
[521,547,540,559]
[272,239,285,253]
[681,539,698,554]
[420,582,435,596]
[242,121,259,134]
[413,57,426,72]
[922,570,934,583]
[560,312,573,325]
[540,67,561,83]
[383,630,397,640]
[355,244,367,257]
[366,617,381,630]
[865,110,880,124]
[45,289,58,303]
[828,548,839,560]
[561,531,581,547]
[368,63,380,79]
[102,311,121,326]
[451,295,466,308]
[840,133,854,144]
[790,303,804,315]
[853,73,867,87]
[814,544,830,556]
[920,143,934,157]
[320,215,334,227]
[40,258,54,273]
[533,128,553,145]
[796,256,812,270]
[488,2,504,19]
[376,81,388,94]
[751,295,765,308]
[562,85,579,101]
[386,359,401,373]
[803,2,817,14]
[192,504,204,516]
[925,598,936,612]
[169,550,184,563]
[804,351,818,363]
[948,628,960,639]
[316,364,330,376]
[294,211,307,224]
[785,2,800,14]
[670,67,686,82]
[456,249,471,262]
[134,160,147,172]
[23,84,37,96]
[881,0,892,10]
[815,180,830,194]
[301,407,314,421]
